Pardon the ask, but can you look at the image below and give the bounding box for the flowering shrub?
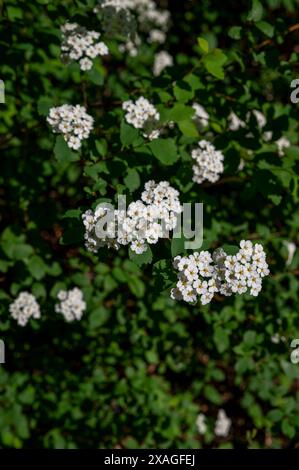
[1,0,299,450]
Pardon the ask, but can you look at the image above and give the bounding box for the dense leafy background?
[1,0,299,448]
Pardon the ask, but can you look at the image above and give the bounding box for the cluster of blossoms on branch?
[82,180,182,255]
[192,103,209,127]
[171,240,270,305]
[47,104,94,150]
[196,409,232,438]
[94,0,170,56]
[9,292,41,326]
[55,288,86,322]
[191,140,224,184]
[60,22,109,71]
[228,110,291,155]
[9,288,86,326]
[122,97,161,140]
[153,50,173,76]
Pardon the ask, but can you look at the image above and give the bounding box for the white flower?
[171,240,269,305]
[79,57,93,71]
[284,241,296,266]
[94,0,170,52]
[122,96,160,140]
[191,140,224,184]
[153,51,173,76]
[252,109,273,141]
[82,181,182,256]
[214,409,231,437]
[55,287,86,322]
[192,103,209,127]
[276,136,290,156]
[196,414,207,435]
[47,104,94,150]
[61,22,109,71]
[9,292,41,326]
[228,111,246,131]
[148,29,166,43]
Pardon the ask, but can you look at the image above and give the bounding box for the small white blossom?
[228,111,245,131]
[153,51,173,76]
[47,104,94,150]
[55,287,86,322]
[284,241,296,266]
[252,109,272,141]
[9,292,41,326]
[171,241,269,305]
[191,140,224,184]
[276,136,290,156]
[61,22,108,71]
[196,413,207,435]
[122,96,160,140]
[94,0,170,53]
[82,181,182,256]
[214,409,231,437]
[192,103,209,127]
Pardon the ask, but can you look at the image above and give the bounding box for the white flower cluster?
[9,292,41,326]
[122,97,160,140]
[228,111,245,131]
[276,136,290,156]
[60,23,108,71]
[192,103,209,127]
[47,104,94,150]
[119,36,141,57]
[191,140,224,184]
[55,287,86,322]
[171,240,270,305]
[153,51,173,76]
[228,110,291,155]
[196,414,207,435]
[94,0,137,39]
[214,409,231,437]
[82,181,182,255]
[94,0,170,54]
[284,240,296,266]
[196,409,231,437]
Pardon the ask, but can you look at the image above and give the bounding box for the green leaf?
[197,37,209,53]
[173,81,194,103]
[86,67,104,85]
[7,6,23,21]
[63,209,82,219]
[168,103,194,122]
[37,97,52,116]
[128,277,145,298]
[202,49,228,79]
[171,237,185,257]
[120,120,140,147]
[247,0,263,22]
[267,409,283,423]
[222,244,239,255]
[129,246,153,266]
[214,326,230,353]
[28,255,47,281]
[256,21,274,38]
[228,26,242,39]
[282,419,295,439]
[89,307,109,329]
[124,168,140,192]
[54,136,79,163]
[204,385,223,405]
[148,138,178,166]
[177,120,198,137]
[243,330,256,347]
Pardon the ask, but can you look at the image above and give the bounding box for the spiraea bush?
[0,0,299,449]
